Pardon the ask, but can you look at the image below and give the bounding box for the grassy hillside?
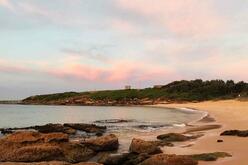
[23,79,248,104]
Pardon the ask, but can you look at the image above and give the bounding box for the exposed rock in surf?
[31,124,77,135]
[188,152,231,161]
[0,123,106,136]
[139,154,198,165]
[134,124,169,130]
[157,133,200,142]
[64,123,106,134]
[0,124,76,135]
[0,131,95,163]
[81,134,119,152]
[220,130,248,137]
[94,119,135,124]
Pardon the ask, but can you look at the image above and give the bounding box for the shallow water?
[0,104,205,152]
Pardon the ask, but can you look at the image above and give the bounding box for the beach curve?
[153,99,248,165]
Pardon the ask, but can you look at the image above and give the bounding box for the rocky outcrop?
[0,124,76,135]
[129,138,163,155]
[98,153,150,165]
[94,119,135,124]
[0,123,106,136]
[220,130,248,137]
[0,128,14,134]
[64,123,106,134]
[82,134,119,152]
[157,133,199,142]
[189,152,231,161]
[0,131,95,163]
[139,154,198,165]
[3,131,69,143]
[31,124,76,135]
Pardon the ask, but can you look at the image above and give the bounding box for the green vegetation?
[23,79,248,103]
[23,92,83,102]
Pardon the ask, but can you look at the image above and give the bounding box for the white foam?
[173,123,186,127]
[178,107,209,123]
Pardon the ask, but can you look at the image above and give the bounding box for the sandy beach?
[155,99,248,165]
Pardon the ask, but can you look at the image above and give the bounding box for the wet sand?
[154,99,248,165]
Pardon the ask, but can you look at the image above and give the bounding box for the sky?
[0,0,248,99]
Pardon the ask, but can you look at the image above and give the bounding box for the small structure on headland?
[153,85,163,89]
[125,85,131,90]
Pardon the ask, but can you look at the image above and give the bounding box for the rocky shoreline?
[0,122,233,165]
[21,96,169,106]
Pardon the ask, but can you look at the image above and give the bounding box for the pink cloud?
[116,0,226,38]
[1,52,247,86]
[104,60,176,83]
[46,59,170,83]
[0,59,30,74]
[48,64,102,81]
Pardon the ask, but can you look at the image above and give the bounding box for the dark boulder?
[157,133,198,142]
[64,123,106,134]
[220,130,248,137]
[98,153,150,165]
[189,152,231,161]
[129,138,162,154]
[94,119,135,124]
[31,124,76,135]
[82,134,119,152]
[0,128,14,134]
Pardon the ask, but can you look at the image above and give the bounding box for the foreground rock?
[0,131,95,162]
[98,153,150,165]
[139,154,198,165]
[157,133,199,142]
[220,130,248,137]
[0,162,102,165]
[129,138,163,154]
[82,134,119,152]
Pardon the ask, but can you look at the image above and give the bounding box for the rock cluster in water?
[0,123,106,136]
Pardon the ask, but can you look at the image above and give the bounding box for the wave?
[178,107,209,123]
